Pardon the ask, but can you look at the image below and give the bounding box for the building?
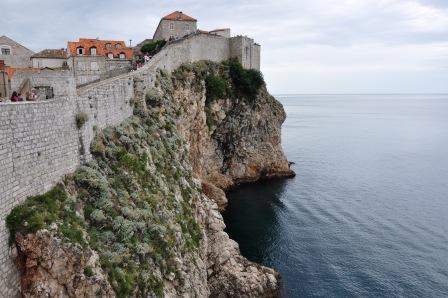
[153,11,197,41]
[229,36,261,70]
[209,28,231,38]
[66,38,133,86]
[31,49,68,69]
[149,11,260,70]
[0,35,34,69]
[67,38,133,60]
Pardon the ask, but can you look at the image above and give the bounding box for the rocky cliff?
[7,60,294,297]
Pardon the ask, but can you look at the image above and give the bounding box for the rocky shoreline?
[7,60,294,297]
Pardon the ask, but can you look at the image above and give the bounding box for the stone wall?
[11,69,76,98]
[229,36,261,70]
[0,32,260,296]
[153,19,197,41]
[31,57,66,69]
[0,77,134,297]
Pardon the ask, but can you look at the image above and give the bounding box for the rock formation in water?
[7,60,294,297]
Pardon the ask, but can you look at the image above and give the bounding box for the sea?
[223,94,448,298]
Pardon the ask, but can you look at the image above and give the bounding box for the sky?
[1,0,447,94]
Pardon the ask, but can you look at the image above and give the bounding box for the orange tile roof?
[67,38,133,59]
[162,11,196,22]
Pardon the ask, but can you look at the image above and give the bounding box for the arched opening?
[76,47,85,55]
[119,52,126,60]
[107,52,114,59]
[90,47,97,56]
[115,43,121,49]
[105,43,112,49]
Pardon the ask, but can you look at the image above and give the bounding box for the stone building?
[150,11,260,70]
[31,49,68,69]
[0,35,34,70]
[153,11,198,41]
[229,36,261,70]
[67,38,133,86]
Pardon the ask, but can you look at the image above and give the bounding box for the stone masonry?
[0,32,260,296]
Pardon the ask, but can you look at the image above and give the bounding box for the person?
[144,54,150,64]
[30,89,38,101]
[10,91,21,102]
[17,93,24,101]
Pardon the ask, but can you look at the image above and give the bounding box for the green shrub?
[141,40,166,56]
[227,58,264,101]
[84,266,94,277]
[6,185,86,245]
[75,112,89,129]
[205,74,227,105]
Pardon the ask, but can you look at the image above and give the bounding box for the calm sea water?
[223,94,448,297]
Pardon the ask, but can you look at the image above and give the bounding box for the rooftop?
[67,38,133,59]
[31,49,68,59]
[162,11,197,22]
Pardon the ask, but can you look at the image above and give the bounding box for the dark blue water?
[223,95,448,297]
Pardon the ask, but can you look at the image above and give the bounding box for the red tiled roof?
[67,38,133,59]
[31,49,68,59]
[162,11,196,22]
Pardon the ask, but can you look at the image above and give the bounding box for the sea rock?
[10,62,292,297]
[15,230,114,298]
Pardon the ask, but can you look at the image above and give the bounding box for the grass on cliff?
[7,85,203,297]
[227,58,264,102]
[174,59,264,106]
[6,184,86,245]
[141,40,166,56]
[7,61,269,297]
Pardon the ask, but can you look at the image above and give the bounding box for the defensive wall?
[0,32,259,296]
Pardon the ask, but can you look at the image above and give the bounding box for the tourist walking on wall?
[10,91,21,102]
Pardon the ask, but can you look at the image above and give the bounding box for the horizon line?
[273,93,448,96]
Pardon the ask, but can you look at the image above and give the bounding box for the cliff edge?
[7,60,294,297]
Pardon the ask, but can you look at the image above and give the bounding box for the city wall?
[0,33,259,296]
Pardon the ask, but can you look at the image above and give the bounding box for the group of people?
[0,89,38,103]
[134,54,153,70]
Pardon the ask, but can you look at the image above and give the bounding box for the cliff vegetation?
[7,60,291,297]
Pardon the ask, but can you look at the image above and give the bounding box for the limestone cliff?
[7,60,293,297]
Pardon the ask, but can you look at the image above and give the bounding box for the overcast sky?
[1,0,447,94]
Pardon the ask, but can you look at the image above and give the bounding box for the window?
[107,53,114,59]
[245,47,249,60]
[170,22,174,30]
[1,46,11,55]
[115,43,121,49]
[76,47,85,55]
[119,53,126,59]
[105,43,112,49]
[90,47,97,56]
[185,24,190,30]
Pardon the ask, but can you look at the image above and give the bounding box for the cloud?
[1,0,447,93]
